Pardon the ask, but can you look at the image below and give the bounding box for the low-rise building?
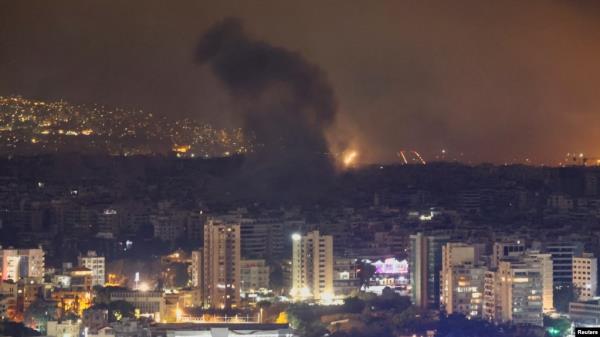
[333,258,359,297]
[88,326,115,337]
[569,299,600,325]
[47,320,81,337]
[109,290,166,322]
[151,323,293,337]
[82,307,109,334]
[69,267,93,291]
[240,259,270,294]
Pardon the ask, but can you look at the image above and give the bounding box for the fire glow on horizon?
[342,149,358,168]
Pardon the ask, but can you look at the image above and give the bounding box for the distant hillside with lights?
[0,96,251,157]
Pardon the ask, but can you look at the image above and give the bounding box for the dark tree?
[0,322,41,337]
[342,297,366,313]
[436,314,508,337]
[286,303,328,337]
[23,298,57,334]
[107,300,136,322]
[356,260,376,290]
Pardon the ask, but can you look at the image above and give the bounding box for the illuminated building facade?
[442,264,485,318]
[370,258,409,290]
[203,218,241,309]
[78,251,105,287]
[573,253,598,300]
[240,259,270,294]
[108,290,166,321]
[333,258,359,297]
[0,247,45,282]
[191,250,203,288]
[68,267,93,291]
[483,253,552,327]
[525,252,554,313]
[190,250,203,307]
[51,289,93,316]
[291,231,334,302]
[440,243,484,318]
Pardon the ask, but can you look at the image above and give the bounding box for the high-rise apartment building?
[0,247,45,281]
[410,233,450,309]
[441,243,485,318]
[525,252,554,313]
[78,251,105,287]
[291,231,334,302]
[189,250,203,307]
[483,253,552,327]
[203,218,241,309]
[442,263,486,318]
[573,253,598,300]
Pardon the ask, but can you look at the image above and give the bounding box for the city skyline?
[3,1,600,164]
[3,2,600,337]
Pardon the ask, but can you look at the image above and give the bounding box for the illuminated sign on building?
[372,258,408,275]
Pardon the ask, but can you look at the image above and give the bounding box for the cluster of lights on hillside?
[0,96,251,157]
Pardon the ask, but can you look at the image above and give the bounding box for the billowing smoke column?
[196,18,338,201]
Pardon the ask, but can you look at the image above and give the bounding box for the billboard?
[372,258,408,275]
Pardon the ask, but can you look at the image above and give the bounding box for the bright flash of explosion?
[342,150,358,167]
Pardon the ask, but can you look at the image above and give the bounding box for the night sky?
[2,1,600,164]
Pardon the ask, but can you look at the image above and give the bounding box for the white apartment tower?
[189,250,203,307]
[483,253,552,327]
[190,250,203,288]
[78,251,105,287]
[573,253,598,300]
[526,252,554,313]
[291,231,334,302]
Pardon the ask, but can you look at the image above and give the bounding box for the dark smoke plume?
[196,18,338,201]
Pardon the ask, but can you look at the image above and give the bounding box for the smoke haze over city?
[5,2,600,337]
[3,1,600,164]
